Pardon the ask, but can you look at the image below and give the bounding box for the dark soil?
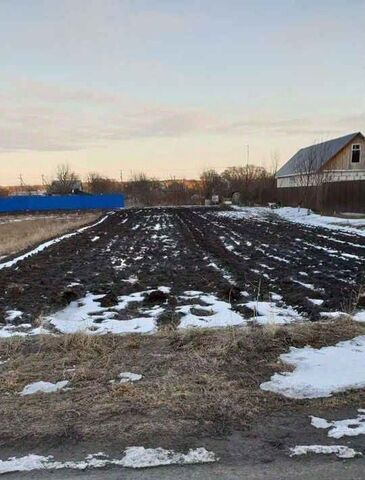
[0,207,364,325]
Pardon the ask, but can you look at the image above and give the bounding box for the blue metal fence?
[0,194,124,213]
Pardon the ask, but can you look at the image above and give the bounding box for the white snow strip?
[120,446,216,468]
[292,280,316,291]
[260,335,365,399]
[20,380,69,396]
[0,448,216,474]
[310,410,365,438]
[308,298,324,306]
[320,311,349,319]
[0,215,110,271]
[290,445,361,459]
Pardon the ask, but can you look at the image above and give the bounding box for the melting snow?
[20,380,69,396]
[5,310,23,322]
[245,301,302,325]
[48,288,169,335]
[111,372,142,384]
[354,311,365,323]
[310,410,365,438]
[320,311,349,319]
[121,446,216,468]
[0,448,216,474]
[0,324,48,339]
[290,445,361,459]
[275,207,365,237]
[308,298,324,306]
[219,206,365,237]
[177,292,245,329]
[260,336,365,398]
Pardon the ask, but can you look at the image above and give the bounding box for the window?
[351,144,361,163]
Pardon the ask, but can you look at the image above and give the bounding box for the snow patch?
[310,410,365,438]
[260,335,365,398]
[5,310,23,322]
[20,380,69,396]
[111,372,142,384]
[120,446,216,468]
[0,448,216,474]
[177,292,245,329]
[48,288,169,335]
[354,311,365,323]
[290,445,361,459]
[308,298,324,306]
[245,301,303,325]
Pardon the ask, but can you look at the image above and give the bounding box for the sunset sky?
[1,0,364,185]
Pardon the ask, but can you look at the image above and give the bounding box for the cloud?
[0,79,220,151]
[0,78,360,153]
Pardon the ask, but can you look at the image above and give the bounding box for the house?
[276,132,365,213]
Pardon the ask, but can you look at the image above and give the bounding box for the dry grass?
[0,213,100,257]
[0,318,364,449]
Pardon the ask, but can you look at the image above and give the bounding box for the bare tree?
[47,164,81,194]
[86,173,121,194]
[200,169,227,199]
[124,172,160,206]
[222,165,275,204]
[295,141,332,210]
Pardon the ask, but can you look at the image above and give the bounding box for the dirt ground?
[0,207,364,474]
[0,207,364,324]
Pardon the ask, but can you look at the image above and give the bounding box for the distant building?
[276,132,365,212]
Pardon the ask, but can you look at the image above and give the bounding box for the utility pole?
[19,174,25,187]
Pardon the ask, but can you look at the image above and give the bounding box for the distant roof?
[276,132,364,178]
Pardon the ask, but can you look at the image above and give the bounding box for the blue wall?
[0,194,124,213]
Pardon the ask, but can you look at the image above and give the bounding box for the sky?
[1,0,364,184]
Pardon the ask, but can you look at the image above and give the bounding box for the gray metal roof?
[276,132,363,178]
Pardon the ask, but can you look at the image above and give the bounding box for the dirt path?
[3,408,365,479]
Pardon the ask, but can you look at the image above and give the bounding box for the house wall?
[277,170,365,188]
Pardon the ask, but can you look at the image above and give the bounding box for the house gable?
[276,132,363,179]
[324,133,365,172]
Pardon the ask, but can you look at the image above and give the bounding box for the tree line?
[0,163,277,206]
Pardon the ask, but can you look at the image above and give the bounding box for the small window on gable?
[351,144,361,163]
